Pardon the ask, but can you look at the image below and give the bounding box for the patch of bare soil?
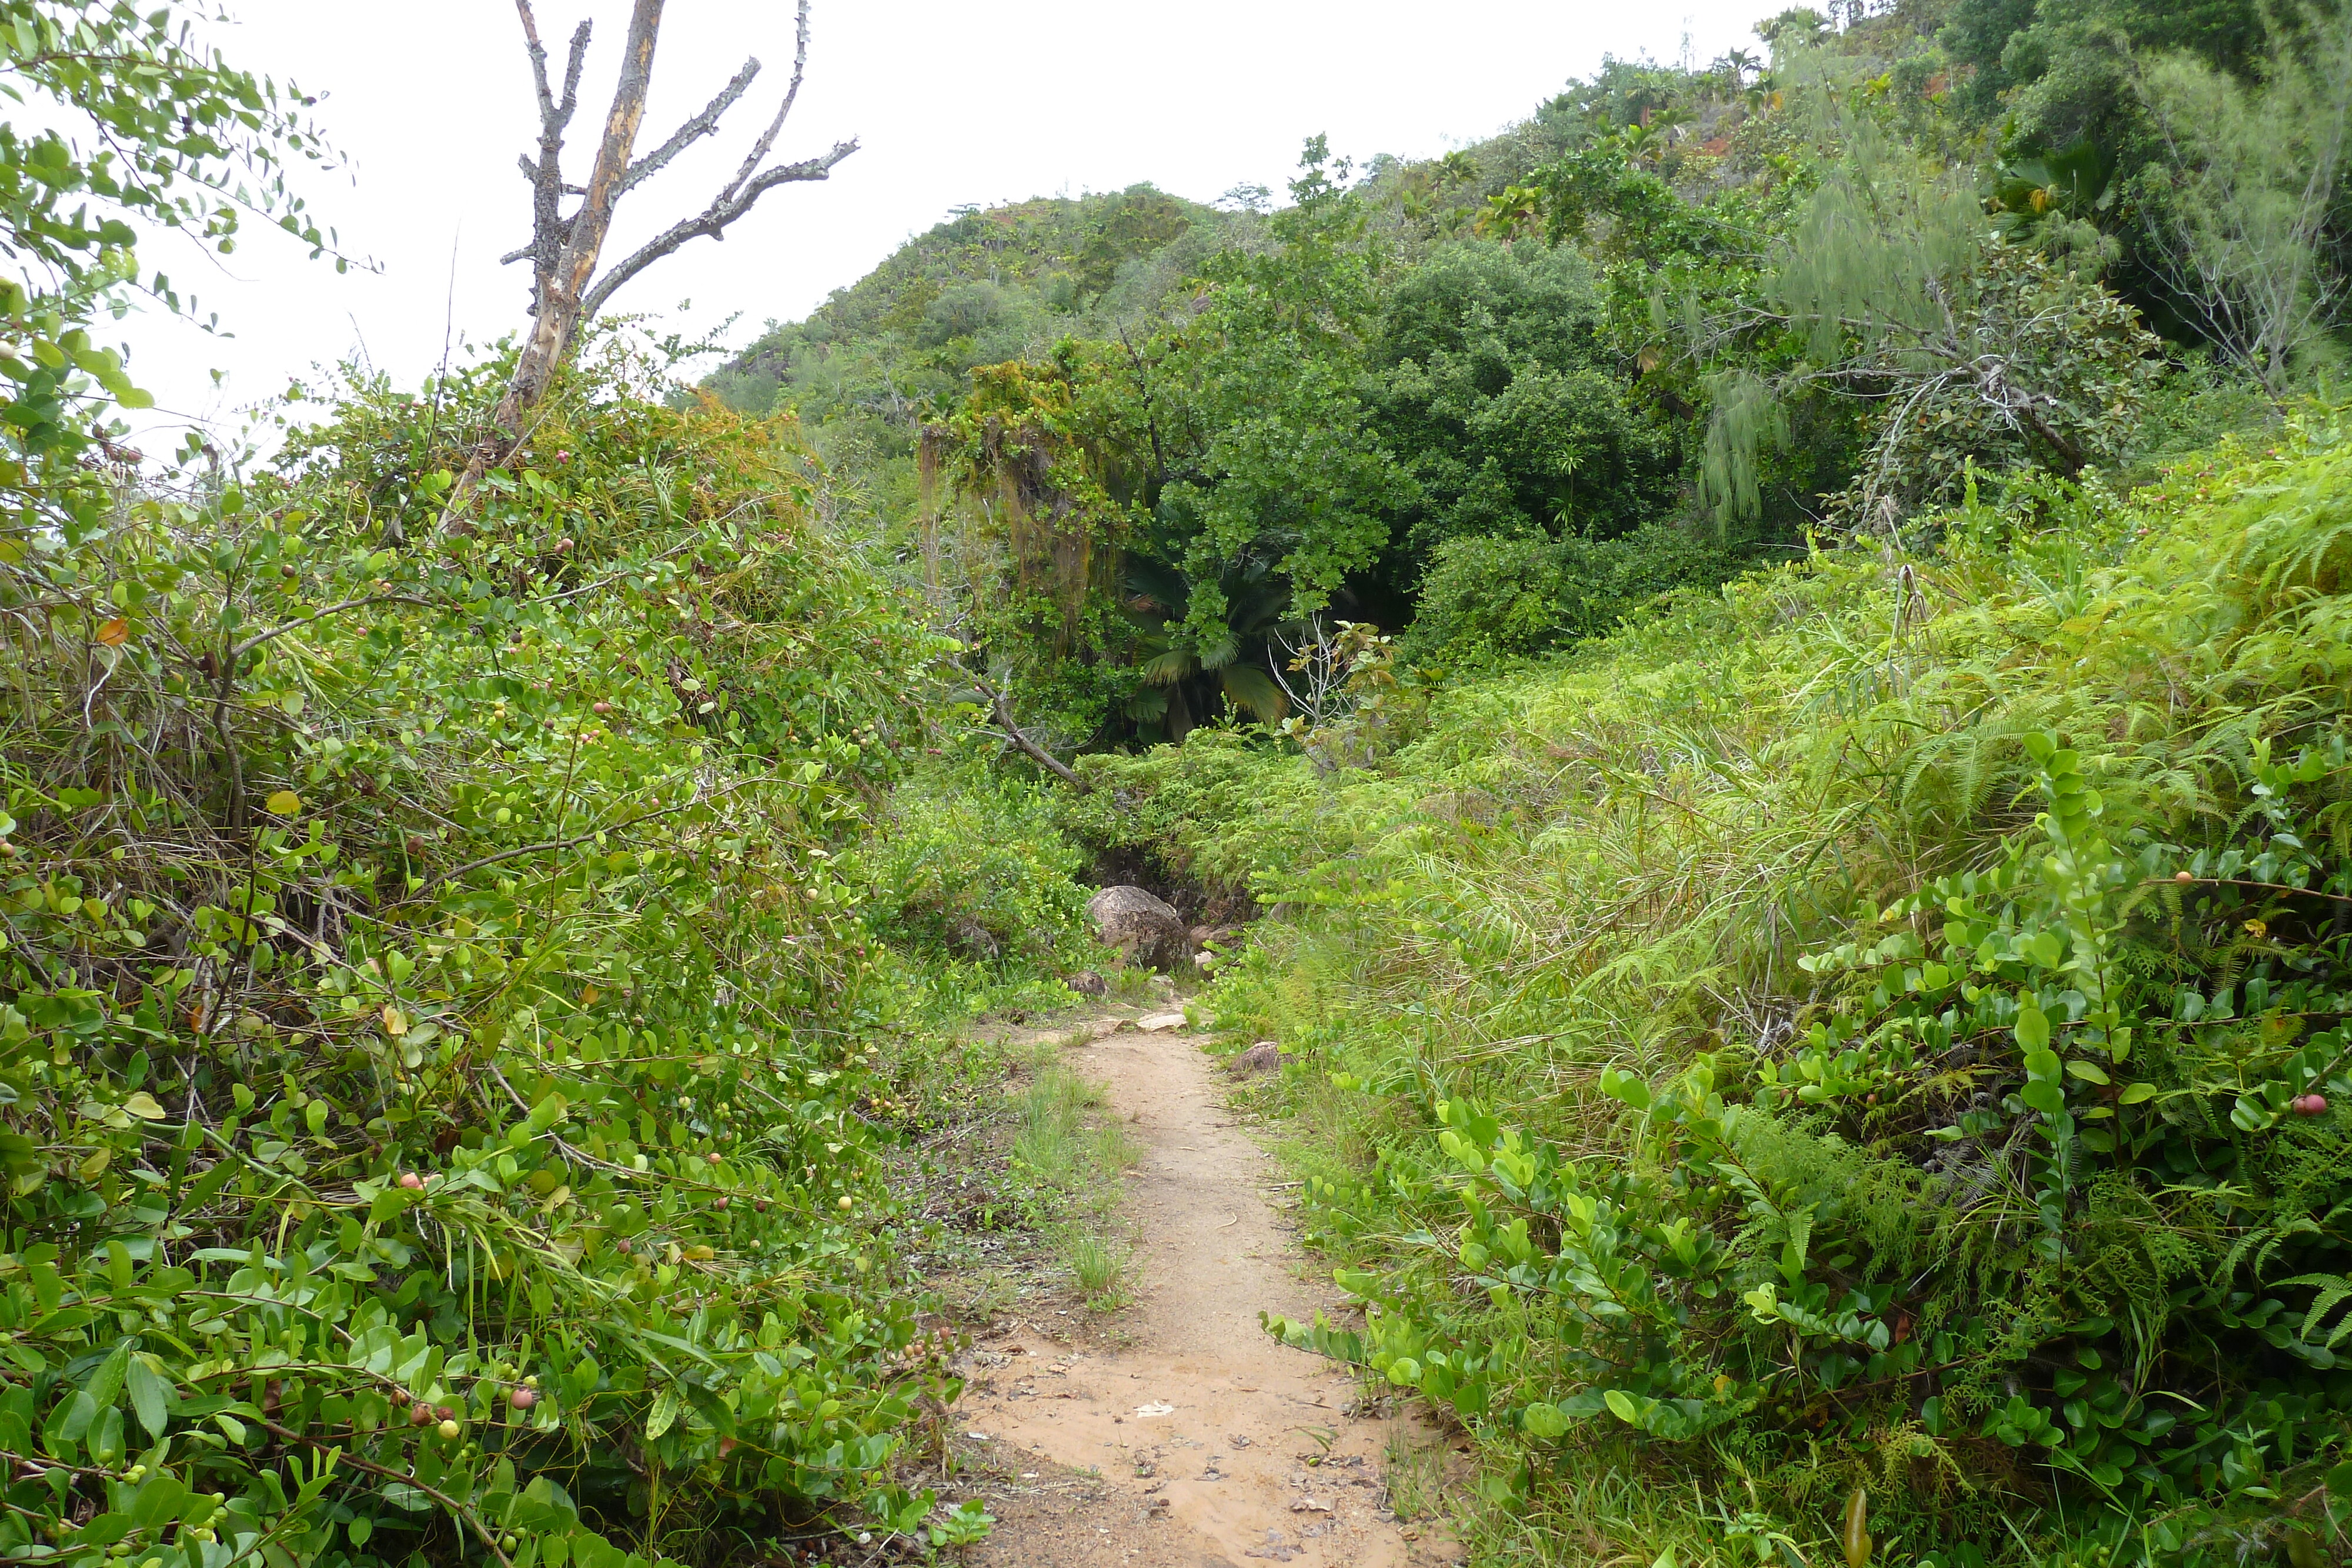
[950,1014,1460,1568]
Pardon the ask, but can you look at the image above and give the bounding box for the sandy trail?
[957,1017,1455,1568]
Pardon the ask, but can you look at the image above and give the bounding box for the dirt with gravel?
[948,1012,1461,1568]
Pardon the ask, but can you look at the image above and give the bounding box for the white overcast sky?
[116,0,1775,446]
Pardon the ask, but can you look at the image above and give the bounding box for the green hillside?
[706,188,1247,534]
[710,185,1240,422]
[1079,410,2352,1568]
[707,0,2287,764]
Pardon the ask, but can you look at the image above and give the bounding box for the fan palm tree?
[1122,557,1293,739]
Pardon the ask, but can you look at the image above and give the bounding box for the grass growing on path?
[1011,1032,1142,1308]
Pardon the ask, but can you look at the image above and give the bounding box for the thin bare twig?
[577,138,856,321]
[621,55,762,196]
[402,795,700,900]
[229,594,439,662]
[258,1420,516,1568]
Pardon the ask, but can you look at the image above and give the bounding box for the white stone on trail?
[1135,1011,1188,1032]
[1133,1400,1175,1417]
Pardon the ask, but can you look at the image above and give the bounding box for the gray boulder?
[1085,885,1190,971]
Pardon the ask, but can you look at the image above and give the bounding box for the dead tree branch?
[514,5,593,280]
[483,0,854,451]
[620,55,763,198]
[580,142,856,320]
[579,4,853,320]
[975,678,1090,794]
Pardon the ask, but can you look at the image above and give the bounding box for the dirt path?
[954,1014,1458,1568]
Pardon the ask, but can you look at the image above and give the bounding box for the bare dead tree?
[486,0,857,446]
[1267,616,1349,728]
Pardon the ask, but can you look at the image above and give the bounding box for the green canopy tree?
[1696,109,2164,531]
[1369,239,1679,566]
[921,141,1408,746]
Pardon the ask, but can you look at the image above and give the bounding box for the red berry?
[2174,870,2194,883]
[399,1172,424,1191]
[509,1388,536,1410]
[2296,1094,2328,1116]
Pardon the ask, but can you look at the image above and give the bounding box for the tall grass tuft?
[1007,1045,1140,1303]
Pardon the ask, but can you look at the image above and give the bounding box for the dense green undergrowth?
[1070,414,2352,1565]
[0,344,1095,1568]
[18,6,2352,1568]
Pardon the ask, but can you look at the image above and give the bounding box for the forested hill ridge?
[707,185,1232,436]
[704,0,2293,757]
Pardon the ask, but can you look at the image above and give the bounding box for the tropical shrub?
[1400,534,1566,665]
[849,766,1093,969]
[1402,523,1741,667]
[0,349,1011,1568]
[1369,240,1680,561]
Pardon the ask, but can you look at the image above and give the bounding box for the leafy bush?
[1813,242,2167,528]
[849,766,1093,968]
[1063,727,1383,900]
[0,350,1024,1568]
[1401,523,1742,667]
[1369,240,1681,559]
[1399,534,1563,664]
